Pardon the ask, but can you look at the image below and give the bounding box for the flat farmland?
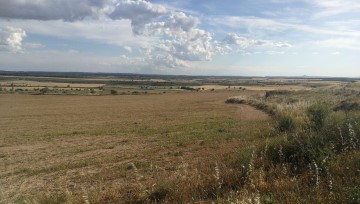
[0,80,105,88]
[1,75,359,203]
[0,92,270,203]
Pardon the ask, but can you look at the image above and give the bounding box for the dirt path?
[235,104,270,121]
[210,98,270,121]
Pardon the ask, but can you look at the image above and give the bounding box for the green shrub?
[232,148,253,178]
[180,86,196,91]
[265,90,289,98]
[248,100,276,115]
[265,113,360,172]
[307,102,330,130]
[277,116,296,132]
[225,98,245,104]
[39,87,49,95]
[334,101,360,112]
[110,89,118,95]
[266,132,330,172]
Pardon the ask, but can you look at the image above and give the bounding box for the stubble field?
[1,75,359,203]
[0,91,270,203]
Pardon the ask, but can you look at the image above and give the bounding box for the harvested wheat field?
[0,92,270,203]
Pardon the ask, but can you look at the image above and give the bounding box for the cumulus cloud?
[109,2,218,68]
[0,0,300,69]
[109,4,217,68]
[224,34,257,48]
[145,12,200,37]
[0,26,27,53]
[150,28,214,61]
[152,54,189,68]
[109,0,168,35]
[152,30,221,68]
[163,12,200,33]
[1,0,273,68]
[0,0,220,68]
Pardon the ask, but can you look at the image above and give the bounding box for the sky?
[0,0,359,77]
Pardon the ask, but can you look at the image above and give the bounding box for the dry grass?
[1,76,359,203]
[0,91,271,203]
[241,85,311,91]
[193,85,311,91]
[192,85,232,90]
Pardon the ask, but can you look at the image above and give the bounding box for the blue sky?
[0,0,359,76]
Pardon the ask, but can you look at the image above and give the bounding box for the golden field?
[0,75,359,203]
[0,91,270,203]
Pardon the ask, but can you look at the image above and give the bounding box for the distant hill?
[0,70,359,81]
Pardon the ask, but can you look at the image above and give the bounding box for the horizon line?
[0,70,359,79]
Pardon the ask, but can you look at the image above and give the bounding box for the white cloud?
[123,45,132,53]
[265,51,285,55]
[270,0,360,18]
[150,28,214,61]
[109,0,168,35]
[152,54,189,68]
[312,38,360,50]
[212,16,360,38]
[0,50,148,73]
[224,34,254,48]
[0,26,27,53]
[0,1,301,69]
[223,33,292,48]
[0,0,231,69]
[109,4,219,68]
[98,54,145,67]
[5,19,154,48]
[213,41,232,55]
[24,43,45,49]
[165,12,199,32]
[0,0,116,21]
[0,0,358,76]
[307,0,360,18]
[236,50,261,56]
